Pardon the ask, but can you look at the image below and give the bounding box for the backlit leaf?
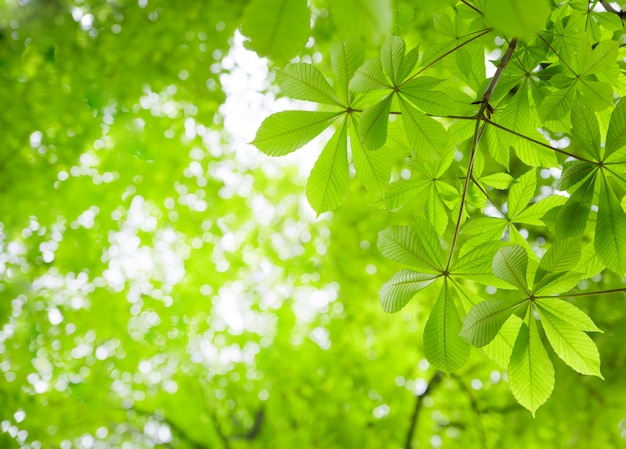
[379,270,439,313]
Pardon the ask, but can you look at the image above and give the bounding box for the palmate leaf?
[426,184,448,236]
[508,169,536,218]
[350,59,391,92]
[252,110,341,156]
[493,245,530,292]
[398,96,449,159]
[557,160,595,191]
[399,78,455,116]
[576,40,619,76]
[555,175,596,238]
[377,219,444,272]
[533,271,583,296]
[331,41,365,105]
[306,119,349,214]
[241,0,310,61]
[358,94,393,150]
[482,315,523,369]
[379,269,439,313]
[571,96,602,160]
[278,63,342,106]
[537,307,603,377]
[595,175,626,274]
[350,116,391,194]
[460,298,528,347]
[392,0,415,35]
[484,0,551,39]
[423,281,469,373]
[478,172,513,190]
[605,98,626,161]
[380,35,406,85]
[535,297,602,333]
[376,178,430,209]
[539,84,576,122]
[514,196,567,226]
[577,79,613,112]
[509,315,555,416]
[500,83,534,135]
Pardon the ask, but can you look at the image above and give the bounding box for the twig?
[461,0,483,15]
[445,38,518,269]
[404,372,444,449]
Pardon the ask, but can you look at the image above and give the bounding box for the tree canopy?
[2,0,626,448]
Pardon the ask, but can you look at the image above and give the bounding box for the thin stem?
[461,0,483,15]
[405,28,494,83]
[471,177,506,217]
[445,38,517,269]
[536,287,626,299]
[404,372,443,449]
[483,118,598,164]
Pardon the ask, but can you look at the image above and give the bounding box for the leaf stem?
[536,33,578,76]
[460,0,483,15]
[482,119,598,164]
[536,286,626,299]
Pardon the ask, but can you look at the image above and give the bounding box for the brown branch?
[599,0,626,18]
[445,38,518,269]
[404,372,444,449]
[461,0,483,15]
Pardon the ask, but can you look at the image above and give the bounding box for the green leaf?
[595,175,626,274]
[461,298,527,347]
[484,0,551,39]
[350,59,391,92]
[392,0,415,35]
[570,97,602,160]
[350,117,391,194]
[482,315,523,369]
[358,94,393,150]
[533,271,583,296]
[377,223,444,273]
[557,160,594,191]
[377,178,431,209]
[535,298,602,332]
[538,239,581,274]
[330,0,392,44]
[605,98,626,161]
[331,41,365,105]
[426,185,448,235]
[555,175,595,238]
[509,315,555,416]
[252,111,340,156]
[397,46,420,83]
[278,63,342,106]
[423,282,469,373]
[514,196,567,226]
[537,307,603,377]
[380,35,406,85]
[493,245,530,292]
[379,270,439,313]
[539,84,576,122]
[578,40,618,76]
[306,120,349,214]
[399,96,449,159]
[508,169,536,218]
[500,82,533,134]
[479,172,513,190]
[578,80,613,112]
[241,0,310,61]
[399,78,455,115]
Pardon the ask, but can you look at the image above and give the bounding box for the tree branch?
[445,38,518,269]
[404,372,443,449]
